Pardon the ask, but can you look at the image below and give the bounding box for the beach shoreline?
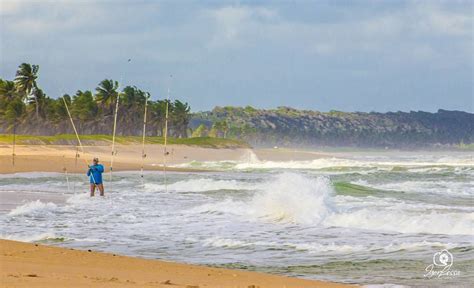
[0,144,331,174]
[0,144,354,287]
[0,239,354,288]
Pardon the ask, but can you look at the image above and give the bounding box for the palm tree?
[72,90,97,121]
[95,79,119,115]
[171,100,191,138]
[0,79,18,101]
[29,87,46,118]
[14,63,39,117]
[0,79,16,114]
[149,100,168,136]
[121,86,147,108]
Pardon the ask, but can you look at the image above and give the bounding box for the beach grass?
[0,134,250,148]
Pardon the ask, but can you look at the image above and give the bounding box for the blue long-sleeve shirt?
[87,164,104,184]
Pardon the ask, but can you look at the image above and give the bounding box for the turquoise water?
[1,151,473,287]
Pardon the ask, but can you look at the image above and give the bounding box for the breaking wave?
[0,232,65,242]
[143,178,256,193]
[191,172,334,224]
[198,237,461,253]
[8,200,59,217]
[189,173,473,235]
[250,173,333,224]
[176,155,474,172]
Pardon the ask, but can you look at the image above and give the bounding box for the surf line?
[62,96,97,185]
[140,92,149,180]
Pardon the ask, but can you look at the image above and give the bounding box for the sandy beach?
[0,239,353,288]
[0,143,329,174]
[0,144,350,287]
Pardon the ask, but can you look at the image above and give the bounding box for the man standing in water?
[87,157,105,197]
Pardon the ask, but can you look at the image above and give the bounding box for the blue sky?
[1,0,472,112]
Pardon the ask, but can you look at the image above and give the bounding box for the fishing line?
[62,96,97,185]
[109,90,119,182]
[62,155,70,193]
[11,120,16,169]
[140,92,149,182]
[163,74,172,193]
[58,89,71,194]
[110,59,131,182]
[73,146,79,195]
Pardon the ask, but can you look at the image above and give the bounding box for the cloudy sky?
[1,0,472,112]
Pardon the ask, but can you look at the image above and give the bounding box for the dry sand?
[0,240,354,288]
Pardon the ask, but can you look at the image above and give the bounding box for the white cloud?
[205,2,472,64]
[207,6,277,48]
[423,5,472,36]
[1,1,471,112]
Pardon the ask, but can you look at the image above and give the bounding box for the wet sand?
[0,239,354,288]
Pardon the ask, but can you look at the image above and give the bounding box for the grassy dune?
[0,134,250,149]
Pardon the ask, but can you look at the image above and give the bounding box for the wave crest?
[8,200,58,217]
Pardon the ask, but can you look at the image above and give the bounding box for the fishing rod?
[73,146,79,195]
[163,75,172,192]
[109,89,120,181]
[62,96,97,185]
[62,155,70,193]
[110,59,132,181]
[140,92,149,180]
[12,120,16,168]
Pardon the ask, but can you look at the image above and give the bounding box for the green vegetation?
[0,134,249,148]
[0,63,191,138]
[2,63,472,149]
[458,142,474,151]
[191,124,208,137]
[192,106,474,148]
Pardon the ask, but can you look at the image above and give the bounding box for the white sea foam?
[143,178,256,193]
[250,173,333,224]
[8,200,58,216]
[364,285,410,288]
[176,153,474,171]
[66,193,91,204]
[188,173,473,235]
[240,149,261,163]
[234,157,474,170]
[325,209,474,235]
[372,180,474,196]
[190,173,334,224]
[0,233,107,243]
[0,172,65,179]
[198,237,460,254]
[1,232,61,242]
[202,237,252,248]
[381,241,459,252]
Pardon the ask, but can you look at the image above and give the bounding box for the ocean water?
[1,151,473,287]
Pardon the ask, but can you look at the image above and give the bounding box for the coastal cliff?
[191,107,474,148]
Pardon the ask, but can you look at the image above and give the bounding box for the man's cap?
[93,157,99,162]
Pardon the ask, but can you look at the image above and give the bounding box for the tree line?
[0,63,191,137]
[191,106,474,148]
